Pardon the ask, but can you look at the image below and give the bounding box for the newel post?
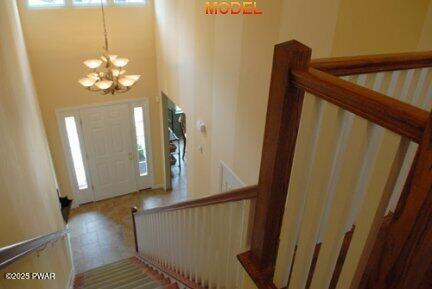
[249,40,311,277]
[131,206,139,253]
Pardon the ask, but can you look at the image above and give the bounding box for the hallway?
[69,188,187,273]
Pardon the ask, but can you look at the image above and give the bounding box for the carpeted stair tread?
[74,257,174,289]
[130,281,164,289]
[84,261,137,278]
[83,267,143,284]
[84,266,141,282]
[115,277,156,289]
[86,275,152,289]
[84,270,148,288]
[84,259,131,274]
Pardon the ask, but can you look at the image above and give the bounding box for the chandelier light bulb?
[113,58,129,68]
[111,69,121,77]
[87,73,99,80]
[118,77,135,87]
[78,77,97,87]
[126,75,141,82]
[83,59,103,69]
[95,80,113,90]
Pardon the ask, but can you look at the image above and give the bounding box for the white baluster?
[273,94,323,287]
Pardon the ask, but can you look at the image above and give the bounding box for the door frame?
[160,92,172,191]
[56,98,155,206]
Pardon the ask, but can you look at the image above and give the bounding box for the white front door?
[81,103,137,201]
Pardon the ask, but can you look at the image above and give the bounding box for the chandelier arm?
[117,87,132,94]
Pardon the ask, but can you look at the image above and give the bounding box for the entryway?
[161,93,187,196]
[68,188,186,273]
[57,99,154,205]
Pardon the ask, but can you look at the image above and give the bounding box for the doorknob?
[128,153,134,160]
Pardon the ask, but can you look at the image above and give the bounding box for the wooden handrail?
[134,185,258,216]
[311,51,432,76]
[292,68,429,143]
[132,40,432,289]
[238,40,432,289]
[0,229,69,270]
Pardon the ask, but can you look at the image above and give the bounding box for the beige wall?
[0,1,72,288]
[331,0,431,56]
[153,1,432,288]
[17,0,163,200]
[154,0,432,199]
[418,0,432,50]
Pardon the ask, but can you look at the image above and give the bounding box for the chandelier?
[78,0,140,95]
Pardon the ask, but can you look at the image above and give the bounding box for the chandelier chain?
[101,0,109,52]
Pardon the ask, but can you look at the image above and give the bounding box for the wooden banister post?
[131,206,139,253]
[250,40,311,276]
[360,111,432,289]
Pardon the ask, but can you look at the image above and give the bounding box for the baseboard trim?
[65,226,75,289]
[67,266,75,289]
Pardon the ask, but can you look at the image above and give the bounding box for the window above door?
[27,0,145,9]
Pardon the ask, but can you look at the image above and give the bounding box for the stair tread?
[84,259,131,274]
[130,281,162,289]
[84,269,147,287]
[84,262,136,278]
[114,277,155,289]
[86,273,148,289]
[75,258,166,289]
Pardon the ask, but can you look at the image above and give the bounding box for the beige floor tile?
[69,188,186,273]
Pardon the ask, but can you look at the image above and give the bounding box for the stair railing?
[132,40,432,289]
[0,229,69,270]
[132,186,258,289]
[238,41,432,289]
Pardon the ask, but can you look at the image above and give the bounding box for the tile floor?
[170,143,187,195]
[69,188,187,273]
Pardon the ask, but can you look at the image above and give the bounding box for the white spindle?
[186,208,193,278]
[208,205,217,289]
[175,210,181,273]
[336,135,408,289]
[345,72,385,227]
[197,206,205,286]
[215,204,224,289]
[135,197,254,289]
[273,94,323,287]
[411,68,429,104]
[310,115,369,289]
[288,100,344,289]
[202,206,211,287]
[224,202,236,289]
[192,207,199,282]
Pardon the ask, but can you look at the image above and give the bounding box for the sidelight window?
[64,116,88,190]
[133,107,148,176]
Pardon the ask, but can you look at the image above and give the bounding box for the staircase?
[73,257,178,289]
[129,41,432,289]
